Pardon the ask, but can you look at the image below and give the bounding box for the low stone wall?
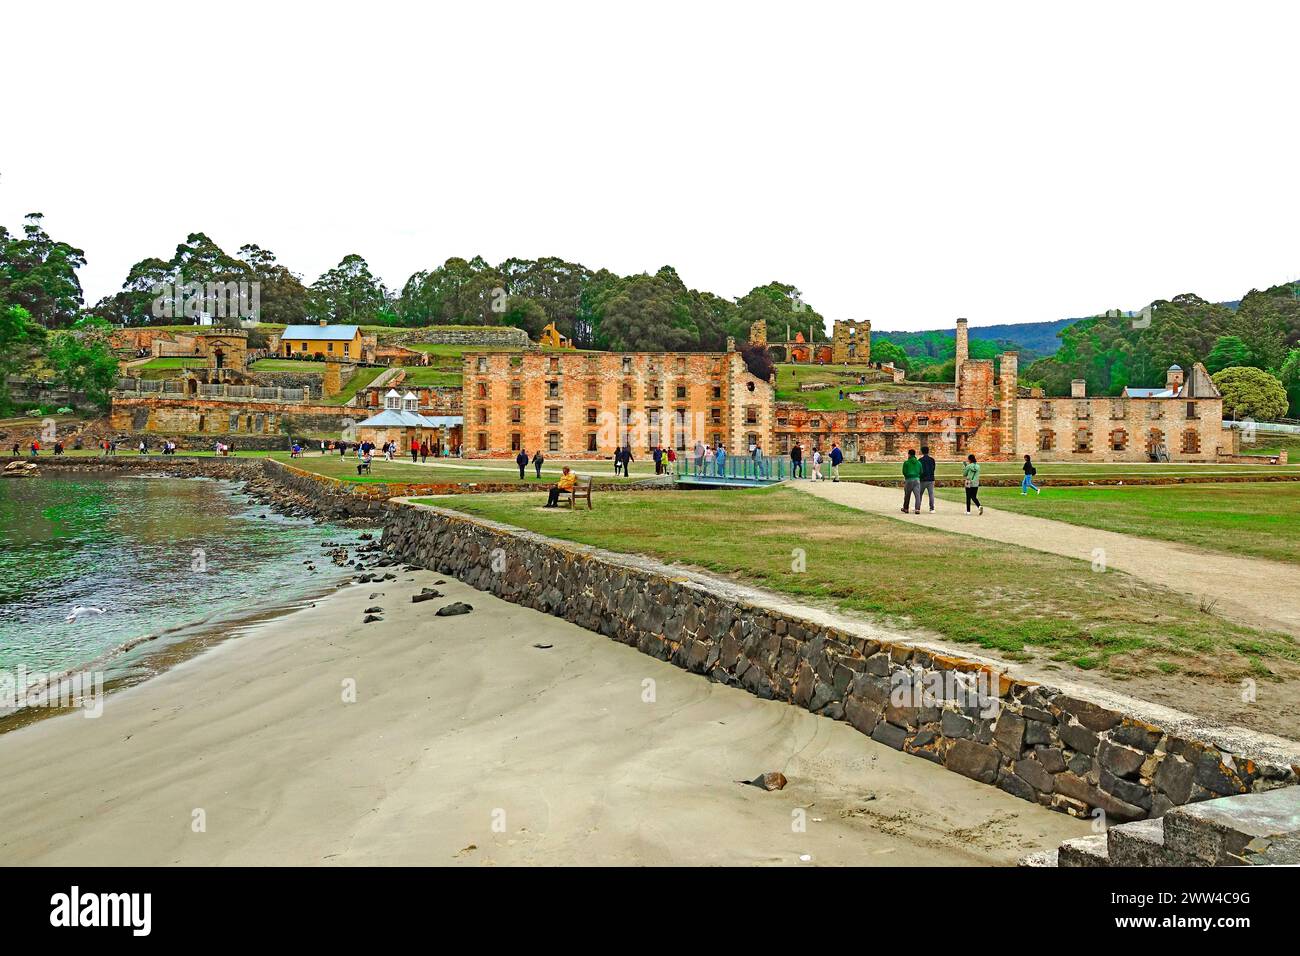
[380,326,531,349]
[381,502,1300,823]
[25,454,262,480]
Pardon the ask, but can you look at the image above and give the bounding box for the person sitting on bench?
[544,466,576,507]
[357,451,373,475]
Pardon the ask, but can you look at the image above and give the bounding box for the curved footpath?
[0,570,1086,865]
[791,480,1300,638]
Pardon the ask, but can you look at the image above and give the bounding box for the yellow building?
[280,322,363,359]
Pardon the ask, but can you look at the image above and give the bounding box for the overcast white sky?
[3,0,1297,331]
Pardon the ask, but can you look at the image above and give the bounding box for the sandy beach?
[0,569,1087,866]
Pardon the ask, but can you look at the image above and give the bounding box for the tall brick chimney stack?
[954,318,969,385]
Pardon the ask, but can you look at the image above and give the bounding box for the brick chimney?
[1166,364,1184,392]
[955,318,969,385]
[1071,379,1087,398]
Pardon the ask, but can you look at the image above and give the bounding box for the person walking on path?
[918,445,937,513]
[811,447,823,481]
[410,438,420,464]
[714,443,726,478]
[532,449,544,478]
[516,448,529,480]
[963,454,983,515]
[1021,454,1041,495]
[790,442,803,479]
[653,445,663,475]
[901,448,921,513]
[830,442,843,481]
[693,440,706,476]
[751,440,764,477]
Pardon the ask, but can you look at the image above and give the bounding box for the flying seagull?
[66,606,106,623]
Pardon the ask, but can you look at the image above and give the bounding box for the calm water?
[0,474,362,684]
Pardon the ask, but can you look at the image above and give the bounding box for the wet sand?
[0,570,1087,865]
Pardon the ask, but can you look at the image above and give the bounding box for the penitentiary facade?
[460,350,776,458]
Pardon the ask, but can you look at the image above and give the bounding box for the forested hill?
[873,317,1079,358]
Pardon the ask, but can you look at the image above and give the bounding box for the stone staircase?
[1022,787,1300,867]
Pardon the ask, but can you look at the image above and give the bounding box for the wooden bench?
[356,458,372,475]
[562,474,593,509]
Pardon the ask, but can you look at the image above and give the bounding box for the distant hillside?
[874,317,1078,359]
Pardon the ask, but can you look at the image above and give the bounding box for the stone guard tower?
[831,319,871,364]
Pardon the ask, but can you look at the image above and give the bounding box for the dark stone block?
[994,712,1026,758]
[1099,768,1153,811]
[809,682,835,713]
[1097,739,1146,779]
[997,769,1037,802]
[1034,746,1067,775]
[1054,772,1146,822]
[946,739,1001,785]
[911,729,937,748]
[792,661,815,707]
[863,653,891,677]
[1059,720,1099,756]
[1111,720,1162,753]
[1193,750,1248,797]
[844,695,880,736]
[1014,757,1055,794]
[871,721,909,751]
[884,702,920,731]
[1057,696,1123,732]
[941,710,974,739]
[1023,718,1052,747]
[1066,750,1093,776]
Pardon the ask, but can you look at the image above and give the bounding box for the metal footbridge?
[673,454,789,487]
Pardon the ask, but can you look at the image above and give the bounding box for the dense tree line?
[3,219,827,353]
[4,210,1298,417]
[1021,288,1300,415]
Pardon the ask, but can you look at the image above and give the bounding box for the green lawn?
[392,367,463,388]
[773,363,900,411]
[421,487,1299,680]
[834,460,1300,481]
[935,481,1300,565]
[321,367,387,406]
[134,357,207,370]
[1248,432,1300,459]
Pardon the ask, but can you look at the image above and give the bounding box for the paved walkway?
[790,479,1300,637]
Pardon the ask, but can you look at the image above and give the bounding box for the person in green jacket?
[963,453,983,515]
[901,448,922,514]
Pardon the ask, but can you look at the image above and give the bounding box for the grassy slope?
[773,363,903,411]
[425,487,1298,679]
[935,481,1300,565]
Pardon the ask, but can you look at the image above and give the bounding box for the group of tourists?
[650,445,677,474]
[898,449,1042,515]
[788,441,843,481]
[515,449,546,479]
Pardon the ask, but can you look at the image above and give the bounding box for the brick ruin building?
[460,350,775,457]
[104,314,1242,463]
[770,318,1235,462]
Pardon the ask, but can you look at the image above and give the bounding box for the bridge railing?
[674,453,787,482]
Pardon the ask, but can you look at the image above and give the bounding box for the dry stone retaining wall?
[381,501,1300,822]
